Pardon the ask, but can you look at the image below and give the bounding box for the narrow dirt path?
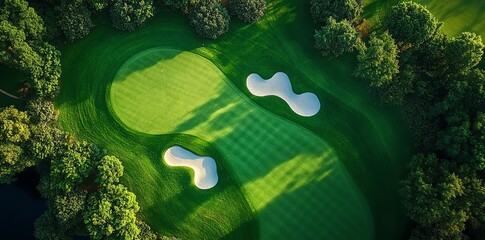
[0,88,20,100]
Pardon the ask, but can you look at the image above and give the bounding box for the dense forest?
[311,0,484,238]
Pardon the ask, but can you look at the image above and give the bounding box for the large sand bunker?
[163,146,218,190]
[246,72,321,117]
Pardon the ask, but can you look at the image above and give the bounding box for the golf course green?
[57,0,413,239]
[110,48,372,239]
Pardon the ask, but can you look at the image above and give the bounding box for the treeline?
[0,103,171,239]
[1,0,182,239]
[311,1,485,239]
[28,0,267,42]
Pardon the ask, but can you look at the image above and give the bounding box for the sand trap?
[163,146,218,190]
[246,72,321,117]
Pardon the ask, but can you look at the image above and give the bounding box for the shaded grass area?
[0,64,26,107]
[413,0,485,39]
[57,0,412,239]
[57,20,257,239]
[110,48,373,239]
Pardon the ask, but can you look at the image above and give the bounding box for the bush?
[110,0,154,31]
[230,0,266,23]
[310,0,362,24]
[314,17,360,57]
[189,0,230,39]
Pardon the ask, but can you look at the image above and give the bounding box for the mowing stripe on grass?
[110,48,374,239]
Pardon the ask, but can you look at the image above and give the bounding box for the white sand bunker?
[163,146,218,190]
[246,72,321,117]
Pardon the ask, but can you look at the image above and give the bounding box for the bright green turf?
[413,0,485,39]
[110,48,373,239]
[57,0,412,239]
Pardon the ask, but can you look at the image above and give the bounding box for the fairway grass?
[110,48,373,239]
[57,0,412,239]
[413,0,485,39]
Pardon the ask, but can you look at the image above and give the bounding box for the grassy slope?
[57,18,257,239]
[57,0,412,239]
[413,0,485,39]
[110,48,373,239]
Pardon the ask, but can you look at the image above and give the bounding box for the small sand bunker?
[163,146,218,190]
[246,72,321,117]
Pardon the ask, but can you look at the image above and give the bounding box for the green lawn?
[110,48,373,239]
[56,0,412,239]
[413,0,485,39]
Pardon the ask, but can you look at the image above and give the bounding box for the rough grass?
[110,48,373,239]
[56,0,412,239]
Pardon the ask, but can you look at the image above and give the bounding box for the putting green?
[110,48,373,239]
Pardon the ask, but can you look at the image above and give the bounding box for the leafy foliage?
[387,1,440,46]
[229,0,266,23]
[110,0,154,31]
[356,32,399,88]
[314,17,359,57]
[310,0,362,24]
[189,0,230,39]
[96,155,124,186]
[57,0,93,41]
[84,184,140,240]
[0,106,34,183]
[446,32,484,71]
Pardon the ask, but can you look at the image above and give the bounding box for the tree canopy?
[387,1,440,46]
[310,0,362,24]
[230,0,266,23]
[110,0,154,31]
[355,32,399,88]
[84,184,140,240]
[189,0,230,39]
[314,17,360,57]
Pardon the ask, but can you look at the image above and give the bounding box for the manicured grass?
[413,0,485,39]
[57,0,412,239]
[110,48,373,239]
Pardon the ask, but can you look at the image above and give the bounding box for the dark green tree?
[48,138,95,194]
[96,155,124,186]
[34,209,70,240]
[310,0,362,24]
[84,184,140,240]
[387,2,440,46]
[30,43,61,98]
[230,0,266,23]
[0,106,34,183]
[88,0,110,11]
[446,32,484,71]
[27,99,59,124]
[401,154,468,239]
[0,0,45,41]
[110,0,154,31]
[189,0,230,39]
[314,17,360,57]
[58,0,93,41]
[356,32,399,87]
